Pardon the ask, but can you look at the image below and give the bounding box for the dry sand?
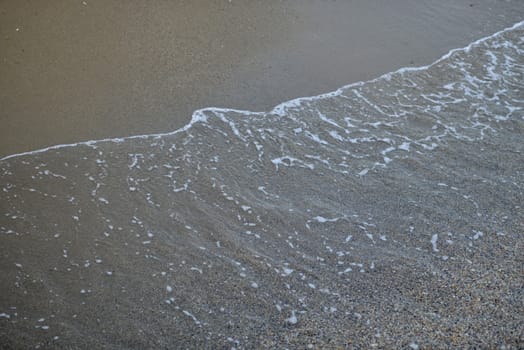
[1,0,523,157]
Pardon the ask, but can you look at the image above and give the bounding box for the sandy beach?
[1,2,524,349]
[1,0,523,157]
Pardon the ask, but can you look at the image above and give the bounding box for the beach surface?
[1,2,524,349]
[1,0,523,157]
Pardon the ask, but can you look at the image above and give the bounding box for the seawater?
[1,22,523,349]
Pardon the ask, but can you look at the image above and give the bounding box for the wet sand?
[1,3,524,349]
[1,0,523,157]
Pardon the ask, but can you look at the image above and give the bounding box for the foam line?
[270,20,524,115]
[1,20,523,162]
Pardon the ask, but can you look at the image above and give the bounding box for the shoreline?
[1,13,523,348]
[1,1,524,157]
[2,19,523,162]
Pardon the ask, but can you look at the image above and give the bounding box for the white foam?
[312,216,339,223]
[282,267,294,276]
[285,310,298,325]
[271,156,314,170]
[1,21,522,162]
[182,310,201,326]
[431,234,439,252]
[472,231,484,240]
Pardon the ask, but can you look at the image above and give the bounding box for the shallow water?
[1,22,523,349]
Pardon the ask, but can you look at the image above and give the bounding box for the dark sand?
[1,0,523,157]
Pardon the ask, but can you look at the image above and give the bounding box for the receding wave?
[1,21,523,349]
